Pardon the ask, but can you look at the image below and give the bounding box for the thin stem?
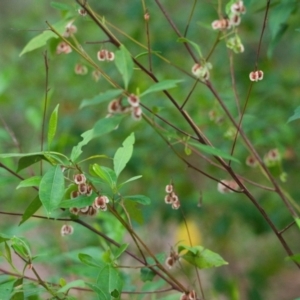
[184,0,197,37]
[180,79,199,110]
[40,51,49,175]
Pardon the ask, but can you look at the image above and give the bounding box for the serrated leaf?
[71,115,124,162]
[51,1,73,11]
[114,45,134,89]
[140,79,183,97]
[16,176,42,189]
[48,104,59,149]
[97,265,123,300]
[177,37,202,58]
[123,195,151,205]
[17,155,49,173]
[123,200,144,225]
[20,20,70,56]
[80,89,123,109]
[189,141,240,163]
[178,245,228,269]
[92,164,117,190]
[39,165,65,215]
[287,106,300,123]
[114,132,135,178]
[19,196,42,226]
[56,280,85,294]
[78,253,107,269]
[60,194,95,208]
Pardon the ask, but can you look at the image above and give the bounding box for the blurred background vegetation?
[1,0,300,299]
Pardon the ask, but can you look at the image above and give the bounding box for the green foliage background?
[1,0,300,299]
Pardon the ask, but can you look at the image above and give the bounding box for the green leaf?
[114,132,135,178]
[267,0,297,57]
[80,89,123,109]
[114,45,134,89]
[16,176,42,189]
[0,233,11,243]
[287,106,300,123]
[113,243,129,260]
[4,242,12,264]
[60,194,95,209]
[97,265,123,300]
[285,253,300,264]
[123,195,151,205]
[78,253,107,269]
[50,1,73,11]
[56,280,85,294]
[11,278,24,300]
[189,141,240,163]
[123,200,144,225]
[140,79,183,97]
[11,236,32,260]
[177,37,202,58]
[85,283,108,300]
[19,196,42,226]
[17,155,49,173]
[140,253,166,282]
[92,164,117,190]
[39,165,65,215]
[118,175,142,188]
[71,115,124,162]
[295,218,300,230]
[178,245,228,269]
[20,20,70,56]
[0,280,15,300]
[48,104,59,149]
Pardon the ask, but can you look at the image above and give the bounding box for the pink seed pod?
[127,94,140,107]
[86,184,93,196]
[88,206,98,216]
[105,51,115,61]
[97,49,108,61]
[108,99,122,114]
[211,19,231,30]
[231,1,246,14]
[80,206,90,214]
[78,183,88,195]
[188,290,197,300]
[164,194,173,204]
[144,12,150,21]
[69,207,80,215]
[92,70,101,82]
[246,155,258,167]
[191,63,210,80]
[266,149,281,162]
[74,173,86,184]
[78,8,87,16]
[180,294,189,300]
[165,256,175,269]
[94,196,109,209]
[218,180,239,193]
[63,23,77,37]
[61,224,74,236]
[131,106,143,121]
[74,64,88,75]
[249,70,264,82]
[230,14,241,27]
[165,184,173,194]
[56,42,72,54]
[172,199,181,210]
[70,190,79,199]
